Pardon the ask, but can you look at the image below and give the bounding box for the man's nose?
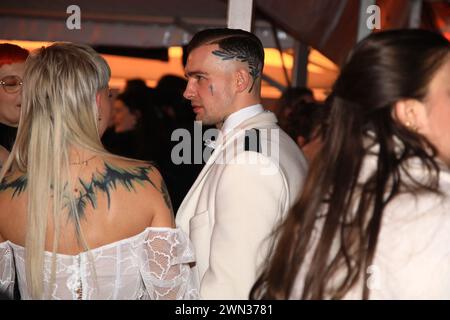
[183,82,195,100]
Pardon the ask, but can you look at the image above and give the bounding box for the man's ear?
[235,68,251,93]
[393,99,427,132]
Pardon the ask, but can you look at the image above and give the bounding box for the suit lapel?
[176,111,278,219]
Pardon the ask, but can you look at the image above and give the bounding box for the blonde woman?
[0,43,198,300]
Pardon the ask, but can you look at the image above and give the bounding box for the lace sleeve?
[0,242,15,299]
[140,228,199,300]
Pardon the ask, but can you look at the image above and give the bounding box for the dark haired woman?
[252,29,450,299]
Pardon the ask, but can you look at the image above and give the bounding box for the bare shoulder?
[0,169,26,198]
[100,157,163,191]
[101,156,175,228]
[0,169,26,238]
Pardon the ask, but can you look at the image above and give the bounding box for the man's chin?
[196,117,215,126]
[195,114,205,122]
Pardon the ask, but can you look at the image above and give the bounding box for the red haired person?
[0,43,29,164]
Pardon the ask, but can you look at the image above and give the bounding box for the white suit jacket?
[176,110,308,299]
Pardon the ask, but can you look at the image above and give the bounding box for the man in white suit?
[176,28,308,299]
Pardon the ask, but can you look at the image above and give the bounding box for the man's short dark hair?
[187,28,265,92]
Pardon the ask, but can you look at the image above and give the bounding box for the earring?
[405,121,418,132]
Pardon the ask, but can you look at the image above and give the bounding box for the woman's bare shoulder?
[0,167,26,236]
[98,156,163,187]
[0,167,27,199]
[97,156,174,225]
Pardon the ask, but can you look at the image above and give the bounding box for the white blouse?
[0,227,199,300]
[291,144,450,299]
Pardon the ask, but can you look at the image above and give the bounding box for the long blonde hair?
[0,42,112,299]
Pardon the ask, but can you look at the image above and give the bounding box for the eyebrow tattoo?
[212,48,261,93]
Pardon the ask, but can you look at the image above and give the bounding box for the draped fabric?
[0,227,198,300]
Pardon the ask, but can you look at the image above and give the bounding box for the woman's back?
[0,154,172,251]
[0,154,197,299]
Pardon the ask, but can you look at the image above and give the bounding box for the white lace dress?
[0,227,199,300]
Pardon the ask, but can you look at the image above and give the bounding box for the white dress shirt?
[221,104,265,135]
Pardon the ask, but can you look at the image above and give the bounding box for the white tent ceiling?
[0,0,447,100]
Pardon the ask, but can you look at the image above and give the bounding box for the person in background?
[104,90,145,158]
[284,101,330,163]
[0,42,198,300]
[251,29,450,299]
[155,74,193,125]
[0,43,28,165]
[275,86,315,134]
[154,74,205,213]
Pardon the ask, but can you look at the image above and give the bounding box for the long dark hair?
[251,29,450,300]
